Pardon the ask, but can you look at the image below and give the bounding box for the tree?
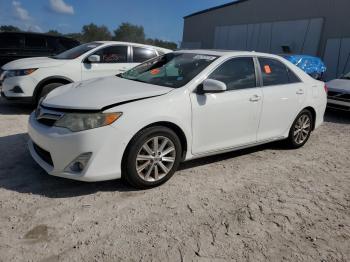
[113,23,145,43]
[81,23,112,42]
[146,38,177,50]
[0,25,21,32]
[46,30,62,36]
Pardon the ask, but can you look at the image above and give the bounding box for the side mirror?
[87,55,100,63]
[201,79,227,93]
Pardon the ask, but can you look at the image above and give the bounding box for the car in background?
[0,32,79,68]
[1,41,171,104]
[28,50,327,188]
[327,72,350,111]
[282,54,326,80]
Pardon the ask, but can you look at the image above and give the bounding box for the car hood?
[2,57,67,70]
[42,76,173,110]
[327,79,350,93]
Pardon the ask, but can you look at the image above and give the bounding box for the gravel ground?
[0,99,349,262]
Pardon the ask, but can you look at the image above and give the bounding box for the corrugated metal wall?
[323,38,350,79]
[182,0,350,80]
[213,18,324,55]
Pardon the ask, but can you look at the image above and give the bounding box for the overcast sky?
[0,0,232,43]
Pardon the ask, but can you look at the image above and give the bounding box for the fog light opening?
[65,152,92,174]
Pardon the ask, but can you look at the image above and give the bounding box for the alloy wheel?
[136,136,176,182]
[293,114,311,145]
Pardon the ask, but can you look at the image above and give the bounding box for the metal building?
[182,0,350,80]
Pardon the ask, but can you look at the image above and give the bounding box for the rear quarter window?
[133,47,157,63]
[259,58,300,86]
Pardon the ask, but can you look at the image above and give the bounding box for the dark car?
[0,32,80,68]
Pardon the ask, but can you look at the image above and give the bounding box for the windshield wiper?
[129,78,147,83]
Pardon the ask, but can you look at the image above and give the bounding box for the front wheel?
[286,110,313,148]
[123,126,182,189]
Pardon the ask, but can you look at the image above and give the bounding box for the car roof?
[0,31,79,41]
[94,41,172,52]
[174,49,284,59]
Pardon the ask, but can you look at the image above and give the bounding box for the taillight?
[324,84,328,93]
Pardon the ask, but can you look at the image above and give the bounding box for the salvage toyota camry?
[28,50,327,188]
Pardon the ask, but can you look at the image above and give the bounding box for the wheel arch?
[121,121,188,173]
[303,106,317,130]
[33,76,74,101]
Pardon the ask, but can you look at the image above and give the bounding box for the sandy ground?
[0,99,349,262]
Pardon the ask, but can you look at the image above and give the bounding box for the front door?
[190,57,263,155]
[81,45,131,80]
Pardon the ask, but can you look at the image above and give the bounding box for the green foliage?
[0,23,178,49]
[65,33,84,43]
[146,38,177,50]
[113,22,177,49]
[0,25,21,32]
[81,23,112,42]
[113,23,146,43]
[46,30,62,36]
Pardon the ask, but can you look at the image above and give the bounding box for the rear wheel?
[123,126,182,189]
[36,82,64,105]
[286,109,313,148]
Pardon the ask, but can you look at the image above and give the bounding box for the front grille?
[33,143,54,167]
[35,106,64,127]
[37,118,57,127]
[327,103,350,111]
[328,91,350,102]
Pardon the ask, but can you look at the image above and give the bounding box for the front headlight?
[6,68,38,78]
[54,112,122,132]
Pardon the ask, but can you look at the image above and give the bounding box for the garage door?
[214,18,324,56]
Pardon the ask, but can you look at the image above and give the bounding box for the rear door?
[81,45,130,80]
[257,57,307,141]
[190,56,263,155]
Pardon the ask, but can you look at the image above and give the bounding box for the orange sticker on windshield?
[150,68,160,75]
[264,65,272,74]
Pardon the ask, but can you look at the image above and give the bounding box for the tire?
[36,83,64,105]
[123,126,182,189]
[286,109,313,149]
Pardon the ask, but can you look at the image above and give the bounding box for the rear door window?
[133,47,157,63]
[259,58,291,86]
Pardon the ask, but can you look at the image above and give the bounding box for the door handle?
[249,94,261,102]
[296,89,305,95]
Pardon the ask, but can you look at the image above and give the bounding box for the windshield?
[341,72,350,80]
[53,42,102,60]
[120,53,219,88]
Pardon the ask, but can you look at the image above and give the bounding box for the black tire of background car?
[37,82,64,105]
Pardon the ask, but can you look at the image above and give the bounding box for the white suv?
[1,41,171,104]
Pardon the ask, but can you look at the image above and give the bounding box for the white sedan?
[28,50,327,188]
[1,41,171,104]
